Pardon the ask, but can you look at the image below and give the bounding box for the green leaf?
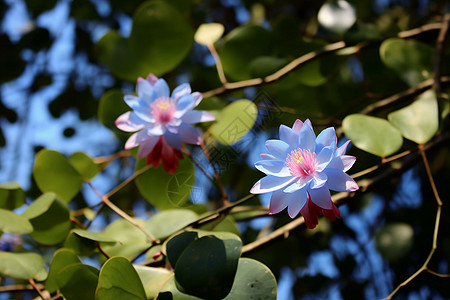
[295,60,328,87]
[101,218,150,260]
[388,89,439,144]
[0,251,47,280]
[342,114,403,157]
[376,222,414,262]
[194,23,224,45]
[96,31,152,81]
[72,229,118,243]
[380,38,434,87]
[45,249,81,293]
[223,258,277,300]
[98,89,130,135]
[129,1,194,75]
[135,156,195,210]
[318,0,356,34]
[0,182,25,210]
[199,215,240,236]
[57,263,99,300]
[219,25,272,81]
[22,193,71,245]
[172,231,242,299]
[156,275,200,300]
[96,257,147,300]
[210,99,258,145]
[249,56,287,78]
[33,149,83,203]
[0,209,33,235]
[69,152,98,179]
[145,209,199,241]
[134,265,172,299]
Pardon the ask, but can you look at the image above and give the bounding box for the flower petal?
[192,92,203,107]
[137,134,159,158]
[148,124,165,135]
[153,79,170,99]
[164,131,182,149]
[250,176,296,194]
[115,111,146,132]
[311,172,327,189]
[179,123,202,145]
[182,110,215,124]
[298,120,316,152]
[283,176,311,193]
[287,188,308,218]
[308,186,332,209]
[174,94,196,118]
[279,125,299,149]
[125,130,151,150]
[315,147,334,171]
[260,153,277,160]
[265,140,290,160]
[269,190,289,214]
[315,127,337,154]
[172,83,191,100]
[336,140,351,156]
[255,160,291,177]
[146,74,158,86]
[137,79,153,100]
[323,168,359,192]
[292,119,304,134]
[327,155,356,172]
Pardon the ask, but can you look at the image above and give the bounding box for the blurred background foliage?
[0,0,450,299]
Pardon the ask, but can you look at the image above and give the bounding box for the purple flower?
[250,119,358,228]
[115,74,215,173]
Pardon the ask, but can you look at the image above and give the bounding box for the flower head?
[250,119,358,229]
[115,74,215,173]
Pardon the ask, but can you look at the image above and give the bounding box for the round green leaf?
[0,209,33,235]
[199,215,240,236]
[145,209,199,241]
[223,258,277,300]
[0,182,25,210]
[33,149,83,203]
[0,251,47,280]
[135,156,195,210]
[69,152,98,179]
[194,23,224,45]
[72,229,118,243]
[96,257,146,300]
[249,56,287,78]
[380,38,434,87]
[129,1,194,75]
[101,218,150,260]
[22,193,71,245]
[210,99,258,145]
[342,114,403,157]
[45,249,81,293]
[376,222,414,262]
[98,89,130,134]
[318,0,356,34]
[388,89,438,144]
[219,25,272,80]
[134,265,172,300]
[174,232,242,299]
[96,31,152,81]
[295,60,328,87]
[156,275,200,300]
[57,263,99,300]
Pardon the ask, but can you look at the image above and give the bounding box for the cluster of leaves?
[1,0,450,299]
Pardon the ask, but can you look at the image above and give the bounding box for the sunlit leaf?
[145,209,199,241]
[194,23,224,45]
[135,156,195,210]
[69,152,98,179]
[96,257,146,300]
[57,263,99,300]
[134,265,172,299]
[72,229,118,243]
[223,258,277,299]
[156,275,200,300]
[210,99,257,145]
[342,114,403,157]
[0,251,47,280]
[376,222,414,262]
[380,38,434,87]
[22,193,71,245]
[388,89,439,144]
[33,149,83,203]
[318,0,356,34]
[0,182,25,210]
[0,209,33,235]
[45,249,81,293]
[129,1,194,75]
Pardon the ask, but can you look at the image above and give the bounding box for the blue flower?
[250,119,358,228]
[116,74,215,173]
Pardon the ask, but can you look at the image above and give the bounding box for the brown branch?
[433,13,450,93]
[28,279,46,300]
[208,44,227,84]
[0,283,45,293]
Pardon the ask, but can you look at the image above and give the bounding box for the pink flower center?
[285,148,317,178]
[151,97,175,124]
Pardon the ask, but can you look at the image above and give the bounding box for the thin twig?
[433,13,450,93]
[200,141,229,205]
[208,44,227,84]
[0,283,45,293]
[28,279,46,300]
